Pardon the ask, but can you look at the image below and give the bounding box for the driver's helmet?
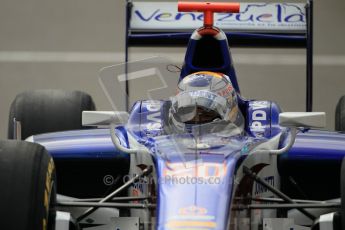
[169,71,244,131]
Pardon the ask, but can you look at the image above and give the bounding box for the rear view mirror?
[82,111,129,127]
[279,112,326,128]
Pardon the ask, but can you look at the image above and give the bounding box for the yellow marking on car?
[166,220,217,228]
[43,158,55,230]
[195,71,223,79]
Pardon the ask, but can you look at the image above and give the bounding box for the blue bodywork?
[31,17,345,229]
[32,129,130,198]
[33,128,345,164]
[154,143,242,230]
[32,99,345,227]
[32,100,345,227]
[32,129,128,159]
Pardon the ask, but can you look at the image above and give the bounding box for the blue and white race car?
[1,1,344,230]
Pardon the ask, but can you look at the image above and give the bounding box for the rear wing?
[127,1,311,48]
[124,1,314,111]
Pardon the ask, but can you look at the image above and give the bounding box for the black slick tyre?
[0,140,57,230]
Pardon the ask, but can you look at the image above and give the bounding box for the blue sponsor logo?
[134,3,305,24]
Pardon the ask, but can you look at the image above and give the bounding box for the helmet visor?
[170,90,229,123]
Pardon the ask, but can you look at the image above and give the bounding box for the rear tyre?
[8,89,96,140]
[335,95,345,131]
[0,140,57,230]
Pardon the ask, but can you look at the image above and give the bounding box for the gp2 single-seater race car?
[1,1,345,230]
